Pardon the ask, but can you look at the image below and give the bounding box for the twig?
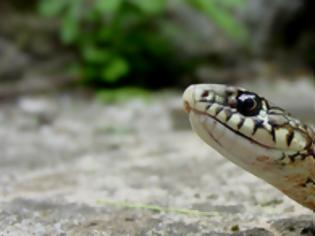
[97,199,217,218]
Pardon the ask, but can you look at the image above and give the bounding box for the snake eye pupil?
[237,92,262,116]
[243,98,255,108]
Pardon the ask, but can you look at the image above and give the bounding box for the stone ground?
[0,80,315,236]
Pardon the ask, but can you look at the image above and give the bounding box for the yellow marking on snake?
[183,84,315,210]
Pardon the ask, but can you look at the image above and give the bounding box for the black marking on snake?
[270,127,276,143]
[263,100,270,109]
[304,138,313,151]
[298,150,311,161]
[225,88,235,97]
[288,152,300,162]
[280,152,286,161]
[223,96,229,105]
[286,130,295,147]
[191,108,274,149]
[206,103,212,111]
[302,124,309,131]
[252,119,264,135]
[268,118,281,128]
[302,178,315,187]
[209,93,215,103]
[237,117,245,130]
[224,109,234,122]
[215,106,224,116]
[269,111,285,115]
[269,106,290,115]
[278,153,288,166]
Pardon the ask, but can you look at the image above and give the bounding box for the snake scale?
[183,84,315,210]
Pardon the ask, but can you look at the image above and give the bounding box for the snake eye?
[236,92,262,116]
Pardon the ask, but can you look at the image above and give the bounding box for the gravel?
[0,81,314,235]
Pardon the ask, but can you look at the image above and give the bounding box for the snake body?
[183,84,315,210]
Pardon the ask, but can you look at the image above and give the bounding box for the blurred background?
[1,0,314,94]
[0,0,315,235]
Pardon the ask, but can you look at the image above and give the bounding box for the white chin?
[189,112,236,157]
[188,111,282,180]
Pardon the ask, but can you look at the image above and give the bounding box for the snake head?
[183,84,315,210]
[183,84,314,167]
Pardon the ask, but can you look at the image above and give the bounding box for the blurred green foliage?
[38,0,247,88]
[96,87,151,103]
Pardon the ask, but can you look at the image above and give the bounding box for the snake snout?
[183,85,195,113]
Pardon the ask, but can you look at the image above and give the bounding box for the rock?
[270,216,314,236]
[0,38,30,80]
[0,86,314,234]
[17,96,57,126]
[233,228,274,236]
[0,1,74,96]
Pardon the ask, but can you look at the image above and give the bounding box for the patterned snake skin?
[183,84,315,210]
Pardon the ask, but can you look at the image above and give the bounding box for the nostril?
[201,91,209,98]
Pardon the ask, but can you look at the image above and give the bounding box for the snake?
[182,84,315,210]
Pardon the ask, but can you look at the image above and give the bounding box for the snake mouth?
[187,105,274,150]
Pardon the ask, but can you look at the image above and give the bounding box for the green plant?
[38,0,248,88]
[96,87,150,103]
[188,0,248,42]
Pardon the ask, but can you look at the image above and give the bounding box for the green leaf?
[81,65,98,80]
[95,0,123,14]
[213,0,247,8]
[38,0,68,17]
[82,45,110,63]
[188,0,248,43]
[132,0,167,14]
[61,14,79,44]
[101,57,129,83]
[96,87,150,103]
[60,0,82,44]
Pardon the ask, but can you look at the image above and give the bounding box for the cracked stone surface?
[0,80,314,235]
